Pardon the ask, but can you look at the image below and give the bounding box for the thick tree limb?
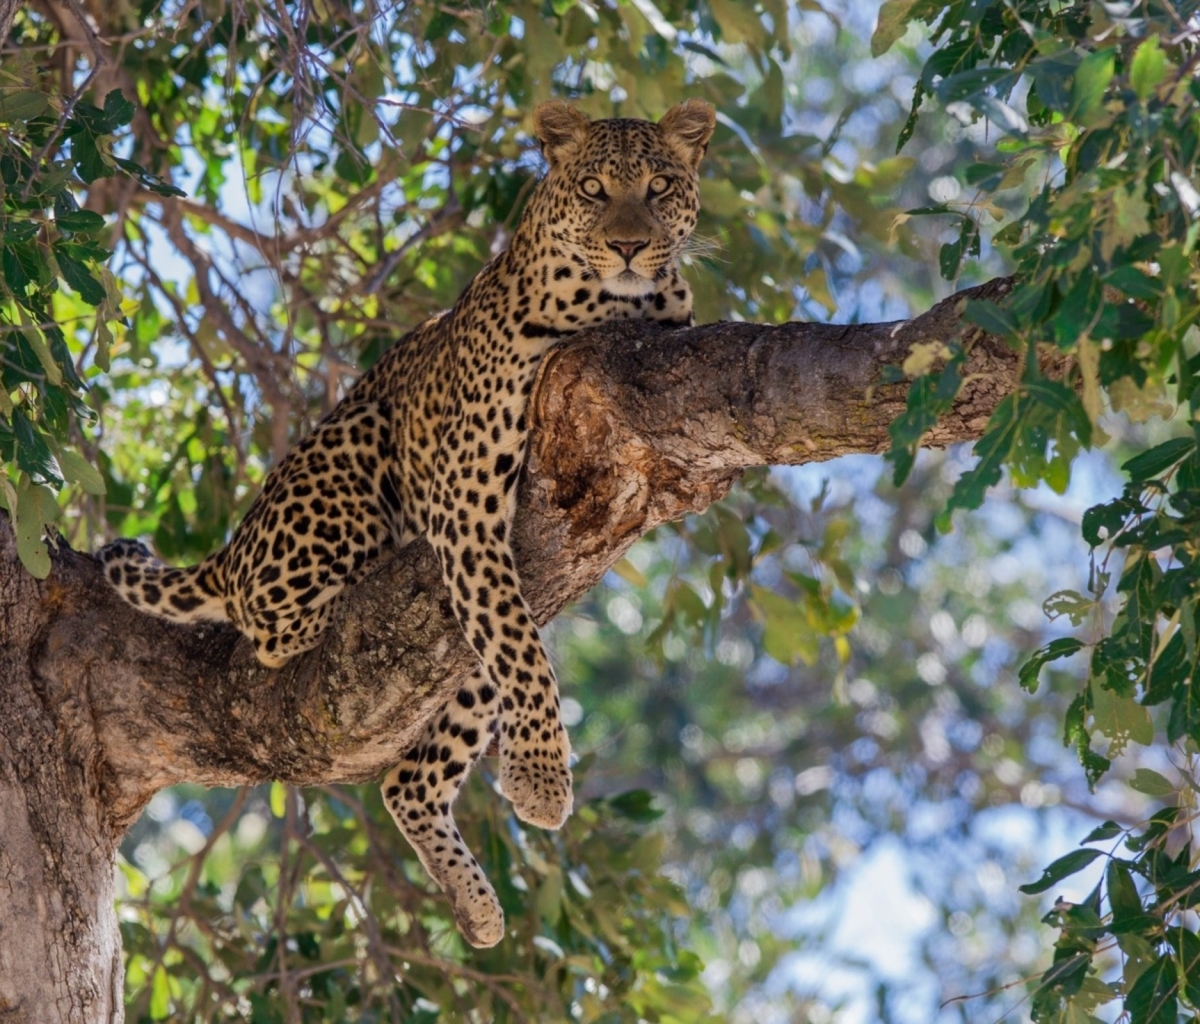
[1,276,1024,1018]
[5,277,1021,817]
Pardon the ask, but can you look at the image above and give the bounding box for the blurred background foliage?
[4,0,1200,1020]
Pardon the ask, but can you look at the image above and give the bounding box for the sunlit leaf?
[870,0,920,57]
[1128,769,1175,799]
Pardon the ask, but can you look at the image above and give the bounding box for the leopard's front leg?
[431,533,573,829]
[429,439,573,831]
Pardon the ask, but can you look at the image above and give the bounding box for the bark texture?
[0,0,18,49]
[0,277,1025,1020]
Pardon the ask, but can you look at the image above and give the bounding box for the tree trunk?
[0,0,18,47]
[0,531,123,1021]
[0,277,1029,1019]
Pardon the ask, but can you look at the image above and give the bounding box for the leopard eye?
[648,175,672,196]
[580,177,606,200]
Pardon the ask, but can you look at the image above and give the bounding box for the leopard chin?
[600,268,657,296]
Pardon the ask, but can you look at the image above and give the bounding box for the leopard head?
[529,100,716,292]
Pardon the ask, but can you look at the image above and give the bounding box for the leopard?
[98,99,716,948]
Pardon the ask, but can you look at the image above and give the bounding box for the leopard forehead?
[556,118,692,181]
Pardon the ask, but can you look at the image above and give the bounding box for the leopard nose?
[606,239,648,264]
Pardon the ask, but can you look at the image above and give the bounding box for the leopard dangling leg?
[430,526,574,832]
[381,669,504,948]
[491,620,574,831]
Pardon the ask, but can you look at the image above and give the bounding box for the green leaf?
[936,66,1018,105]
[0,89,52,122]
[102,89,136,129]
[56,449,106,495]
[148,965,170,1017]
[870,0,919,57]
[963,161,1004,187]
[113,158,186,198]
[12,409,63,486]
[11,475,55,578]
[1090,683,1153,756]
[1167,928,1200,1006]
[20,326,64,387]
[2,244,32,294]
[248,992,285,1024]
[1082,494,1145,548]
[95,320,113,372]
[610,557,647,588]
[608,789,663,823]
[1106,265,1162,301]
[672,581,708,626]
[1126,807,1182,853]
[897,78,927,152]
[752,585,821,665]
[1061,994,1113,1022]
[269,781,287,818]
[1103,185,1154,262]
[1019,848,1103,895]
[1121,437,1195,483]
[1126,955,1177,1024]
[1071,49,1115,125]
[1128,768,1175,799]
[54,247,106,305]
[1043,591,1094,626]
[938,216,977,280]
[1106,859,1143,924]
[72,132,111,184]
[536,865,564,926]
[963,298,1019,339]
[55,209,107,233]
[886,349,963,485]
[149,964,171,1019]
[1130,37,1166,101]
[1082,821,1123,844]
[1032,53,1080,114]
[427,8,463,40]
[334,147,371,186]
[1019,637,1085,693]
[944,393,1019,518]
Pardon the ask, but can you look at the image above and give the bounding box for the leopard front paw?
[500,744,574,830]
[443,874,505,949]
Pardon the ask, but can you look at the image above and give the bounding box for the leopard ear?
[658,99,716,168]
[534,102,590,167]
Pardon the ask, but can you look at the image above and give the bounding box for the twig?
[362,195,464,294]
[23,0,108,186]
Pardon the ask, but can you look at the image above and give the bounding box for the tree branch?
[2,277,1022,832]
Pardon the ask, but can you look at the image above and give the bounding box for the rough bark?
[0,0,18,48]
[1,516,124,1021]
[0,276,1025,1020]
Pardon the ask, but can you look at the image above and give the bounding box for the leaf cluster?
[875,0,1200,1017]
[1015,802,1200,1023]
[0,75,179,573]
[119,775,711,1023]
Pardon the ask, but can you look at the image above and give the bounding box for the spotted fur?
[98,100,716,947]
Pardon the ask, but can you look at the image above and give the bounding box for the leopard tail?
[97,538,229,622]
